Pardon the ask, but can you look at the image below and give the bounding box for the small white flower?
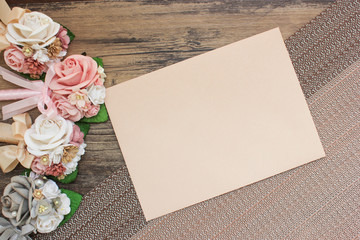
[63,161,78,175]
[56,194,71,215]
[32,45,50,63]
[87,84,106,105]
[58,50,67,58]
[97,66,106,82]
[40,180,61,200]
[49,146,64,164]
[36,210,63,233]
[63,143,86,175]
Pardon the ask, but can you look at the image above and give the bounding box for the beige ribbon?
[0,0,29,51]
[0,113,34,173]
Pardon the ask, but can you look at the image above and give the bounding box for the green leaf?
[92,57,103,67]
[18,72,46,81]
[49,167,78,184]
[61,24,75,43]
[75,122,90,137]
[22,169,32,176]
[79,104,108,123]
[59,189,82,227]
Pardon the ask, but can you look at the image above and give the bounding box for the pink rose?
[84,104,100,118]
[52,94,84,122]
[70,125,84,147]
[56,26,70,50]
[94,77,104,86]
[48,55,100,95]
[31,157,48,175]
[4,46,26,72]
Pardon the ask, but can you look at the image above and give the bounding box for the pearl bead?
[11,211,17,217]
[35,179,44,187]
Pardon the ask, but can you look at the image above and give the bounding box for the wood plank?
[0,0,333,195]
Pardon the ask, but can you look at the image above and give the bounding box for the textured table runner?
[36,0,360,239]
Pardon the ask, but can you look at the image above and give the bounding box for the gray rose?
[1,176,34,227]
[0,217,33,240]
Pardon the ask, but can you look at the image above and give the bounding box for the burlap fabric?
[36,0,360,239]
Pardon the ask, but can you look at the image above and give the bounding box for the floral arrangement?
[0,54,108,123]
[48,55,107,122]
[0,113,87,183]
[1,7,74,80]
[25,114,86,181]
[0,2,108,239]
[0,173,81,238]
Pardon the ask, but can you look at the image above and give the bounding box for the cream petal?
[13,23,33,33]
[18,38,45,44]
[43,22,60,42]
[5,33,22,46]
[29,24,49,39]
[13,24,33,39]
[39,36,56,48]
[26,148,51,158]
[50,120,72,144]
[6,24,24,44]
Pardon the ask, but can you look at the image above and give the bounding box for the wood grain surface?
[0,0,334,196]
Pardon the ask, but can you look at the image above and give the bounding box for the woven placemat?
[36,0,360,239]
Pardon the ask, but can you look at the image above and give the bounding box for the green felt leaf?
[93,57,104,67]
[18,72,46,81]
[61,24,75,43]
[79,104,108,123]
[75,122,90,137]
[49,167,78,184]
[22,169,32,176]
[59,189,82,227]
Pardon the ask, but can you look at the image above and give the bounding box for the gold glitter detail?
[30,74,40,79]
[52,197,62,209]
[22,46,33,57]
[57,175,65,180]
[40,155,49,165]
[38,205,48,214]
[61,146,79,164]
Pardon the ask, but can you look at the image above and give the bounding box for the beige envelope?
[105,28,325,221]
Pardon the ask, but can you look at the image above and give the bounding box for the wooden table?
[0,0,333,196]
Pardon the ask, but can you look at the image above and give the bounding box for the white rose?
[36,210,63,233]
[24,114,73,163]
[57,193,71,215]
[40,180,60,200]
[87,84,106,105]
[6,12,60,48]
[63,143,86,175]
